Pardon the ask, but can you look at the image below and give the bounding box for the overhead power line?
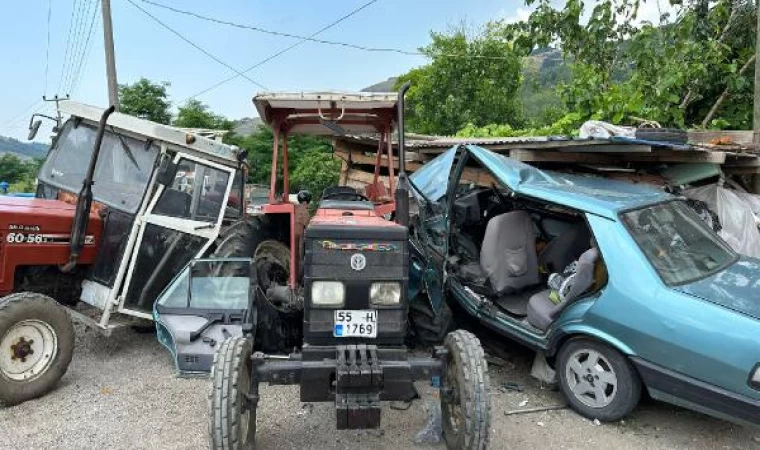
[180,0,379,102]
[139,0,521,63]
[126,0,268,91]
[57,0,81,94]
[43,0,53,96]
[64,0,97,94]
[68,0,101,95]
[3,99,44,129]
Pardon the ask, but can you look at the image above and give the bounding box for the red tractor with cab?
[0,101,250,406]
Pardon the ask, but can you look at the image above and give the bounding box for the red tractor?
[157,87,491,448]
[0,101,250,406]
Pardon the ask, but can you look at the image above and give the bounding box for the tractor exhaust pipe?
[62,105,116,273]
[395,82,411,227]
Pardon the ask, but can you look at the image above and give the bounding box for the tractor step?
[67,302,150,336]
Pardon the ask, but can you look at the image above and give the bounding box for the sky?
[0,0,529,141]
[0,0,671,142]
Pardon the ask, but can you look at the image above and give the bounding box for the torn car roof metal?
[411,145,672,218]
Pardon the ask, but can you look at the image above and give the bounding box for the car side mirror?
[157,157,178,186]
[28,120,42,141]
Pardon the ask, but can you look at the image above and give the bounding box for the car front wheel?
[557,338,641,422]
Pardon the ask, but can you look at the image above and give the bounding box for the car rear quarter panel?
[577,214,760,400]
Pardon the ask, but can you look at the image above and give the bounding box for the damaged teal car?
[407,144,760,426]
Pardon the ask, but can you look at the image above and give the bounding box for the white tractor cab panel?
[119,152,237,318]
[154,258,254,375]
[36,101,244,326]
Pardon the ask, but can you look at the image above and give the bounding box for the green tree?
[174,99,234,130]
[290,149,341,199]
[502,0,756,128]
[396,25,524,135]
[0,155,41,193]
[226,126,334,192]
[118,78,172,124]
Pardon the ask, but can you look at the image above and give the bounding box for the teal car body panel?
[410,144,760,426]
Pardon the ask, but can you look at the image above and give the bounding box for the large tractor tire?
[209,337,257,450]
[409,292,453,345]
[211,218,302,353]
[0,292,75,407]
[440,330,490,450]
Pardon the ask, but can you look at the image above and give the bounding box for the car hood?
[675,257,760,320]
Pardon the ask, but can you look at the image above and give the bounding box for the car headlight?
[311,281,345,307]
[370,282,401,306]
[750,364,760,390]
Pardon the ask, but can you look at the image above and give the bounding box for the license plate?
[334,310,377,338]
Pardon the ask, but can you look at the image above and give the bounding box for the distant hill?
[362,77,397,93]
[0,136,49,160]
[361,49,569,126]
[233,117,263,136]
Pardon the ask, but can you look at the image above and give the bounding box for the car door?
[119,153,235,317]
[408,147,459,311]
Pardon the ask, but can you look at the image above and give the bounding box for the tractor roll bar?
[395,82,411,227]
[62,105,116,272]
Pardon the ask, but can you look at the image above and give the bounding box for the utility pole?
[101,0,119,110]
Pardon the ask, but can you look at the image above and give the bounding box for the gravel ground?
[1,325,759,450]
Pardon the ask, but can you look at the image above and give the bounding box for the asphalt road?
[1,325,759,450]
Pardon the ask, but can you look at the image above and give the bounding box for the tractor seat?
[318,199,375,211]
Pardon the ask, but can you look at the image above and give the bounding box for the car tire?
[557,338,641,422]
[209,337,257,450]
[0,292,75,407]
[441,330,490,450]
[409,292,454,345]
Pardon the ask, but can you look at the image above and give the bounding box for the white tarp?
[684,184,760,258]
[578,120,636,139]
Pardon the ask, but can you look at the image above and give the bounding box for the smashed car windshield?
[622,200,737,286]
[409,146,457,202]
[38,120,158,213]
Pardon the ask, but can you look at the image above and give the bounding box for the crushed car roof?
[411,145,672,218]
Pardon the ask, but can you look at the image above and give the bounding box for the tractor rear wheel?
[0,292,74,407]
[409,292,453,345]
[440,330,490,450]
[211,218,302,353]
[209,337,257,450]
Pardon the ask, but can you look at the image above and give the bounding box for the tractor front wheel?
[440,330,491,450]
[0,292,74,407]
[209,337,257,450]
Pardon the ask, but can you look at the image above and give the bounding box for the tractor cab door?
[119,153,236,317]
[408,146,459,312]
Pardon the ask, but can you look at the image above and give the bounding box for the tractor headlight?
[750,364,760,390]
[311,281,345,307]
[370,282,401,306]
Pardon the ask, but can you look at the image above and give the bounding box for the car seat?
[527,247,599,331]
[538,222,591,274]
[480,210,540,295]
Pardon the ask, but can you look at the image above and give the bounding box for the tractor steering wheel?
[322,192,370,202]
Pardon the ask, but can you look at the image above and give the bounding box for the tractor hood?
[0,196,76,211]
[675,257,760,321]
[410,145,671,218]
